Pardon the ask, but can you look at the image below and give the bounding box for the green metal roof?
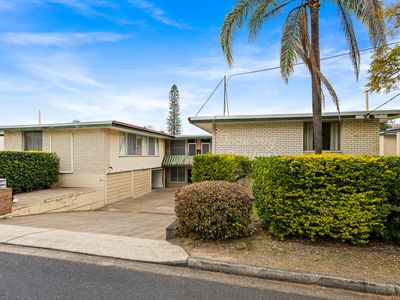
[162,155,193,167]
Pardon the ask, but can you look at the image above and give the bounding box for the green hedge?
[381,156,400,241]
[253,154,400,245]
[0,151,60,193]
[192,154,252,183]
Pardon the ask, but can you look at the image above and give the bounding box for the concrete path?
[2,188,176,240]
[0,224,188,265]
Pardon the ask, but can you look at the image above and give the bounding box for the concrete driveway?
[0,188,176,240]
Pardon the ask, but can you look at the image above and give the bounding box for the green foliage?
[367,4,400,94]
[252,154,400,245]
[0,151,60,193]
[191,154,252,183]
[175,181,253,240]
[166,84,182,135]
[380,156,400,241]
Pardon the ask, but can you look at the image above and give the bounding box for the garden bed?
[172,227,400,285]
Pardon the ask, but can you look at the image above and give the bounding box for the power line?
[228,40,400,78]
[194,40,400,117]
[365,93,400,118]
[194,77,224,117]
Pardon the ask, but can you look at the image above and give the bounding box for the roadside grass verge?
[172,224,400,285]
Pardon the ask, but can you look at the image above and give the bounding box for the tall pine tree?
[166,84,182,135]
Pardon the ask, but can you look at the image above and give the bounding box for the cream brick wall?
[340,119,380,155]
[213,119,380,157]
[214,121,304,157]
[379,135,397,156]
[4,131,22,150]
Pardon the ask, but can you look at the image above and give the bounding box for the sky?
[0,0,398,134]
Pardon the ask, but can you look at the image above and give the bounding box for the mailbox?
[0,179,6,189]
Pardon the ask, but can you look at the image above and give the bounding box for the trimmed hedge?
[175,181,253,240]
[252,154,400,245]
[381,156,400,241]
[192,154,252,183]
[0,151,60,193]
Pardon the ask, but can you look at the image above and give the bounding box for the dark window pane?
[170,167,185,182]
[24,131,43,151]
[171,140,185,155]
[188,143,196,156]
[201,143,210,154]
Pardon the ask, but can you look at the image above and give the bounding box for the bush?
[252,155,393,245]
[192,154,252,183]
[0,151,60,193]
[175,181,253,240]
[380,156,400,241]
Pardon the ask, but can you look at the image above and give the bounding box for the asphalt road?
[0,252,321,300]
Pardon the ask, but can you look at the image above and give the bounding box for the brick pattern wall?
[380,135,397,156]
[214,121,304,157]
[4,132,22,150]
[0,188,12,215]
[213,119,380,157]
[43,129,108,174]
[340,119,380,155]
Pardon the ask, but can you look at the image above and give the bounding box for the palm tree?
[221,0,386,154]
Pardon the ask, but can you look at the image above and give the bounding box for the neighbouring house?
[189,110,400,157]
[380,125,400,156]
[0,121,174,208]
[162,134,212,186]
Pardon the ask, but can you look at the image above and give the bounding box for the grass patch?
[172,224,400,284]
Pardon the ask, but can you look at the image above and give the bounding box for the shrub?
[0,151,60,193]
[252,154,391,245]
[175,181,253,240]
[192,154,252,183]
[380,156,400,242]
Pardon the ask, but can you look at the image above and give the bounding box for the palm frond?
[221,0,257,66]
[280,6,302,83]
[337,1,360,80]
[248,0,294,42]
[341,0,386,48]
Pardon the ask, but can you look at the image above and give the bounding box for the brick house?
[162,134,212,186]
[1,121,174,207]
[380,126,400,156]
[189,110,400,157]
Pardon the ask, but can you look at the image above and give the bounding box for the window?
[170,167,185,182]
[188,143,196,156]
[24,131,42,151]
[170,140,185,155]
[119,133,126,155]
[201,143,210,154]
[119,132,159,156]
[148,137,158,156]
[136,136,143,156]
[127,133,136,155]
[303,122,340,151]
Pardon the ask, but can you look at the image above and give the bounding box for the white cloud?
[0,32,133,46]
[17,53,106,91]
[129,0,189,29]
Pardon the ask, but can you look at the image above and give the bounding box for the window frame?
[119,132,159,157]
[201,142,211,154]
[170,167,186,183]
[303,122,341,152]
[170,140,186,155]
[188,142,196,156]
[23,131,43,151]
